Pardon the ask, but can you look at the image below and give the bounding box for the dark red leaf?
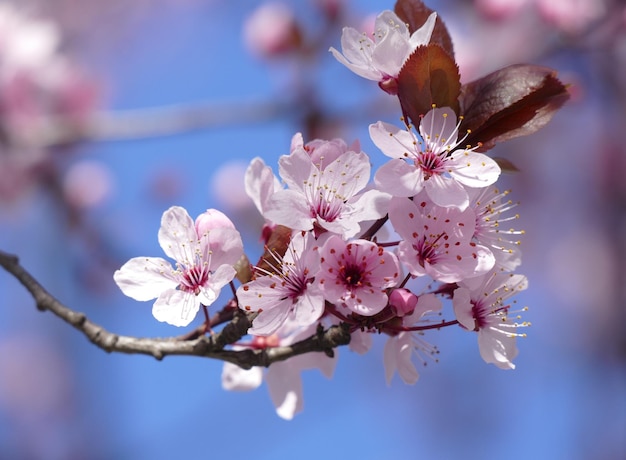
[396,44,461,126]
[459,64,570,151]
[394,0,454,58]
[254,225,292,276]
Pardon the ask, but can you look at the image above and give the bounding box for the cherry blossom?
[453,270,529,369]
[317,235,400,316]
[370,107,501,209]
[237,231,324,336]
[468,186,523,271]
[329,10,436,92]
[264,145,389,238]
[221,320,336,420]
[389,195,495,283]
[114,206,243,327]
[384,293,442,385]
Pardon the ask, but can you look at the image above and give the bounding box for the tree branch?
[0,250,351,369]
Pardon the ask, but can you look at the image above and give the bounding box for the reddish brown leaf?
[394,0,454,58]
[253,225,292,276]
[397,44,461,126]
[459,64,570,151]
[493,157,520,173]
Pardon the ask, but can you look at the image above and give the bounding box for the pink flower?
[383,293,442,385]
[389,195,495,283]
[317,235,400,316]
[221,320,336,420]
[453,270,529,369]
[329,10,436,91]
[264,144,389,238]
[468,186,523,271]
[237,231,324,335]
[370,107,501,209]
[114,206,243,327]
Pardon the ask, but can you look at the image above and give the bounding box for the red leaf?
[459,64,570,151]
[396,44,461,126]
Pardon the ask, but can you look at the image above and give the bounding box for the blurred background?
[0,0,624,458]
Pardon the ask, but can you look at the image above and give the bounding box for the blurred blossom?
[62,159,114,209]
[475,0,528,19]
[448,11,550,82]
[211,160,251,211]
[475,0,608,35]
[0,18,100,145]
[536,0,607,35]
[314,0,345,20]
[0,3,100,208]
[0,148,47,204]
[243,2,301,59]
[0,4,59,73]
[359,13,377,38]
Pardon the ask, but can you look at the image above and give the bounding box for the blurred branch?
[26,98,297,147]
[0,249,351,369]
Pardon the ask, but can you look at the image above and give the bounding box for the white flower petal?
[264,189,315,231]
[158,206,198,263]
[478,329,518,370]
[265,361,303,420]
[152,289,200,327]
[113,257,177,301]
[375,159,424,196]
[244,157,279,215]
[452,287,476,330]
[425,174,469,209]
[449,151,501,188]
[420,107,460,154]
[369,121,417,159]
[408,12,437,49]
[221,362,263,391]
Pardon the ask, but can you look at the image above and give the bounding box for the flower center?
[339,262,366,288]
[416,152,446,180]
[179,263,209,295]
[470,300,511,330]
[414,233,445,266]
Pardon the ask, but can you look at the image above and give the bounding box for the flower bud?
[195,208,236,235]
[389,288,418,317]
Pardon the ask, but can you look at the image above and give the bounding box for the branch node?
[102,333,119,352]
[152,349,165,361]
[71,312,87,327]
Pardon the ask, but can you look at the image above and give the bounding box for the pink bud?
[195,209,236,236]
[389,288,418,317]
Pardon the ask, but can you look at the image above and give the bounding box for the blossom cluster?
[114,0,567,419]
[0,3,99,204]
